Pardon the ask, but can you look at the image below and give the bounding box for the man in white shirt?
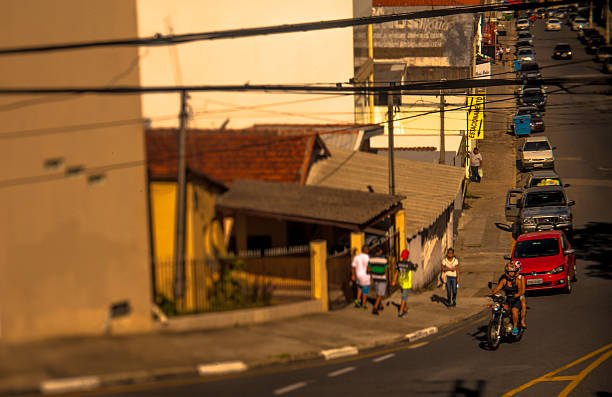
[441,248,460,307]
[469,147,483,183]
[351,245,370,309]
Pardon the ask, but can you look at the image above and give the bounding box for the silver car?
[518,136,555,170]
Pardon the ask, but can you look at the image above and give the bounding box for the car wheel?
[563,272,572,294]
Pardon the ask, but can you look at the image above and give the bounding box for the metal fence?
[153,249,312,316]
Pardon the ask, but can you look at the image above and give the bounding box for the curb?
[405,326,438,342]
[320,346,359,360]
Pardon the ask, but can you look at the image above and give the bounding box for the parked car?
[517,136,555,170]
[515,106,545,133]
[566,12,578,25]
[516,79,547,96]
[517,61,542,80]
[585,32,604,47]
[570,16,587,31]
[552,43,572,59]
[517,47,536,62]
[517,31,534,46]
[546,18,562,31]
[505,231,576,293]
[579,28,598,43]
[516,18,530,30]
[595,45,612,63]
[505,186,575,237]
[523,170,569,189]
[603,58,612,74]
[586,36,605,54]
[515,41,533,52]
[518,87,547,110]
[502,10,514,20]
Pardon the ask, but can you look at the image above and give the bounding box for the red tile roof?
[146,129,328,185]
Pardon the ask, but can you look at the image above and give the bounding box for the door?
[505,189,523,222]
[562,233,576,278]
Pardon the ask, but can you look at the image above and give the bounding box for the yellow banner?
[467,95,484,139]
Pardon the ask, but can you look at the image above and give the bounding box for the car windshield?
[518,109,541,117]
[514,238,560,258]
[524,191,566,207]
[555,45,570,50]
[519,33,532,39]
[524,141,551,151]
[518,50,533,56]
[531,177,561,187]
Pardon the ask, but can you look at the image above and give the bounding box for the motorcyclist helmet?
[505,262,519,279]
[513,260,522,273]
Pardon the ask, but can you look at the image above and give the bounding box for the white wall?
[137,0,355,129]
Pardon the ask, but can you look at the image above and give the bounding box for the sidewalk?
[0,59,517,397]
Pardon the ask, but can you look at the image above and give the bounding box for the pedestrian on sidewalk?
[351,245,370,310]
[392,249,418,317]
[501,46,506,66]
[441,248,460,307]
[469,147,483,183]
[368,247,389,315]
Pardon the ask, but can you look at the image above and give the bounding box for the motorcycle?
[486,294,525,350]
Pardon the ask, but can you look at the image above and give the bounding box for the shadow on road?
[449,379,486,397]
[571,222,612,280]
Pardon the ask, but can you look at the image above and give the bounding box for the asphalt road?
[92,19,612,397]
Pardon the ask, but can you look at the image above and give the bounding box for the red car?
[505,231,576,294]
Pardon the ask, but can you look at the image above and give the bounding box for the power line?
[0,0,580,56]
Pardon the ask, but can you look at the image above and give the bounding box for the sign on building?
[474,62,491,79]
[467,96,484,139]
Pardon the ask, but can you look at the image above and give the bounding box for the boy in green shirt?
[392,249,418,317]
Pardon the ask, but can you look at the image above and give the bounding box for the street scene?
[1,0,611,396]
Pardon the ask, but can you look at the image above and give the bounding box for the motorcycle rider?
[514,260,528,329]
[488,262,525,335]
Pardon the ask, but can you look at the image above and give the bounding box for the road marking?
[405,326,438,342]
[327,366,356,377]
[408,341,429,349]
[558,349,612,397]
[372,353,395,363]
[273,381,308,395]
[197,361,247,376]
[320,346,358,360]
[503,342,612,397]
[40,376,100,394]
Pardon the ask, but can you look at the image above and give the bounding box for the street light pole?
[173,90,188,301]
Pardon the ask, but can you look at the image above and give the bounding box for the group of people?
[351,246,417,317]
[495,45,512,65]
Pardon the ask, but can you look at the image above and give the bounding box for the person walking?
[368,247,389,315]
[351,245,370,310]
[392,249,418,317]
[469,147,483,183]
[441,248,460,307]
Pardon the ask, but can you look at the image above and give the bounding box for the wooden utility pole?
[387,86,396,196]
[173,90,188,300]
[439,85,446,165]
[607,0,610,44]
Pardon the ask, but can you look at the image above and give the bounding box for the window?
[524,191,566,207]
[514,238,560,258]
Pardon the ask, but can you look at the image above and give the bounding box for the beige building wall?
[0,1,152,341]
[137,0,355,129]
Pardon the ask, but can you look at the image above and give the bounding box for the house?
[0,0,152,342]
[217,179,404,254]
[307,147,465,289]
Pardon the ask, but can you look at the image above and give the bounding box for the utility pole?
[589,0,593,27]
[173,90,188,301]
[439,81,446,165]
[387,85,396,196]
[607,0,610,44]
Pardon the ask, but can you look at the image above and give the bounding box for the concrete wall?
[137,0,355,129]
[0,1,151,341]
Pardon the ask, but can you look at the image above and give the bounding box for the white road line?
[328,366,356,377]
[372,353,395,363]
[197,361,247,376]
[40,376,100,394]
[409,341,429,349]
[273,381,308,395]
